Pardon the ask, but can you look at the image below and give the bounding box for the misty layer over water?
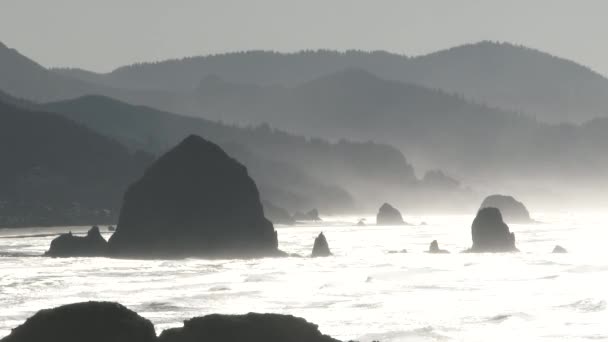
[0,213,606,341]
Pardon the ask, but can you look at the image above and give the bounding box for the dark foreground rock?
[466,207,518,252]
[428,240,449,254]
[480,194,532,223]
[107,135,282,258]
[45,226,108,257]
[376,203,405,225]
[293,209,322,222]
[158,313,340,342]
[552,245,568,253]
[262,201,295,225]
[0,301,156,342]
[311,232,332,257]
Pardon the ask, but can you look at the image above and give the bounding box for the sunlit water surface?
[1,212,607,341]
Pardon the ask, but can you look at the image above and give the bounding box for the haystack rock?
[0,301,156,342]
[467,207,518,252]
[262,201,295,225]
[376,203,405,225]
[107,135,282,258]
[480,194,533,223]
[311,232,331,257]
[552,245,568,253]
[158,313,340,342]
[428,240,449,254]
[45,226,108,257]
[293,208,322,222]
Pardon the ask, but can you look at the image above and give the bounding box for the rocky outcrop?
[428,240,449,254]
[262,201,295,225]
[158,313,340,342]
[311,232,331,257]
[0,301,156,342]
[480,194,532,223]
[45,226,108,257]
[293,209,322,222]
[356,219,366,226]
[376,203,405,225]
[107,135,282,258]
[467,207,518,252]
[552,245,567,253]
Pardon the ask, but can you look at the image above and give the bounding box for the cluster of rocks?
[44,135,566,259]
[0,301,340,342]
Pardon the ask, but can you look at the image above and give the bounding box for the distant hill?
[85,69,608,198]
[56,42,608,123]
[0,97,151,227]
[43,95,438,213]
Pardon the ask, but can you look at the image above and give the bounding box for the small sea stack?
[0,301,156,342]
[376,203,405,225]
[356,219,366,226]
[467,207,518,252]
[293,209,322,222]
[158,313,340,342]
[479,194,533,223]
[428,240,449,254]
[552,245,568,253]
[311,232,332,257]
[45,226,108,257]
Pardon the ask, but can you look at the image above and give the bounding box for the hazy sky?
[2,0,608,74]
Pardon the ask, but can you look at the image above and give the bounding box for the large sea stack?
[311,232,332,257]
[376,203,405,225]
[480,194,532,223]
[45,226,108,257]
[158,313,340,342]
[467,207,518,252]
[107,135,282,258]
[0,302,156,342]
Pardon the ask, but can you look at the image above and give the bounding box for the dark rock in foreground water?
[158,313,340,342]
[0,301,156,342]
[376,203,405,225]
[552,245,568,253]
[293,208,322,222]
[108,135,282,258]
[262,201,295,225]
[480,194,532,223]
[467,207,518,253]
[428,240,449,254]
[45,226,108,257]
[311,232,332,257]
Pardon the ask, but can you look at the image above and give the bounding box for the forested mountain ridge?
[54,41,608,123]
[0,97,152,227]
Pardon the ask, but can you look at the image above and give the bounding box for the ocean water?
[0,212,607,341]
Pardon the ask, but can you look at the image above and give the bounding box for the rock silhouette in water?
[552,245,568,253]
[479,194,532,223]
[293,209,322,222]
[262,201,295,225]
[428,240,449,254]
[356,219,366,226]
[158,313,340,342]
[467,207,518,252]
[0,301,156,342]
[45,226,108,257]
[108,135,282,258]
[311,232,331,257]
[376,203,405,225]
